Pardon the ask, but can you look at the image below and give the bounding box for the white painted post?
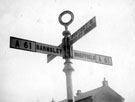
[63,59,74,102]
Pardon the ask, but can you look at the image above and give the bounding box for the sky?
[0,0,135,102]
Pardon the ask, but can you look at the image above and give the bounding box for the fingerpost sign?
[10,10,112,102]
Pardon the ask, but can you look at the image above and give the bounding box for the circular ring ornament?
[58,10,74,27]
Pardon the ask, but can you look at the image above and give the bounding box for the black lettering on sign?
[15,40,20,47]
[36,45,39,50]
[98,56,102,63]
[43,46,46,51]
[46,47,49,52]
[29,43,31,49]
[35,43,63,56]
[95,54,112,65]
[24,42,32,50]
[40,45,43,50]
[24,42,28,48]
[10,36,36,52]
[49,47,53,52]
[106,57,112,65]
[104,57,108,63]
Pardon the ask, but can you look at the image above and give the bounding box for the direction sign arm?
[70,16,96,45]
[10,36,63,60]
[73,50,112,66]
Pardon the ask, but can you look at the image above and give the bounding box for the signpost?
[10,10,113,102]
[47,16,96,63]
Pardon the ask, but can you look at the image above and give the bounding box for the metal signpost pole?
[59,11,74,102]
[63,58,74,102]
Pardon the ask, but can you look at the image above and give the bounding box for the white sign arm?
[70,16,96,45]
[73,50,112,66]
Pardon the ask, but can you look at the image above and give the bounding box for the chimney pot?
[102,78,108,86]
[76,90,81,96]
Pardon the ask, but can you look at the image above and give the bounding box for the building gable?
[58,79,124,102]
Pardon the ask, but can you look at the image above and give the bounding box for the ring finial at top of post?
[58,10,74,31]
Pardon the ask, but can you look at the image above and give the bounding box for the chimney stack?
[102,78,108,86]
[76,90,82,96]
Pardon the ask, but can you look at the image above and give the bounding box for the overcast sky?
[0,0,135,102]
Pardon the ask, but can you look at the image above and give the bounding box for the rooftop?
[58,78,124,102]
